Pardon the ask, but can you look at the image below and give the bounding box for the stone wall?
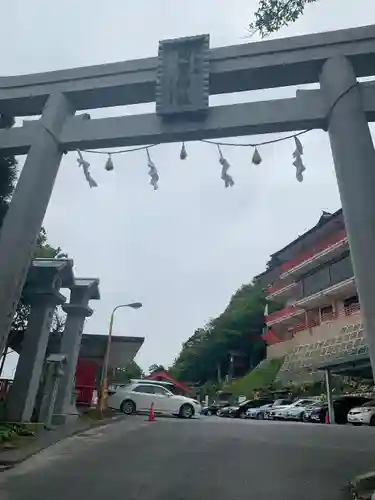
[270,316,367,384]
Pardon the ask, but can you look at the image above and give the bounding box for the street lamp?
[98,302,143,413]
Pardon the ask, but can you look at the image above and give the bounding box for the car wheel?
[239,411,246,419]
[120,399,136,415]
[257,413,264,420]
[370,415,375,426]
[179,403,194,419]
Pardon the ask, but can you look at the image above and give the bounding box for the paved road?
[1,416,374,500]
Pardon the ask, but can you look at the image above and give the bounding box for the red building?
[256,210,370,383]
[145,370,191,395]
[75,334,144,406]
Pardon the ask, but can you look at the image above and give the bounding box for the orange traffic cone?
[147,402,156,422]
[325,412,330,424]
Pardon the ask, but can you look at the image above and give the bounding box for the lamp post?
[98,302,142,413]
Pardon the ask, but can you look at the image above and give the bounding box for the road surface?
[1,416,374,500]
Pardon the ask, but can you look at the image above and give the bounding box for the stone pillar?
[324,369,335,424]
[320,56,375,381]
[0,93,74,358]
[6,292,65,422]
[53,282,97,423]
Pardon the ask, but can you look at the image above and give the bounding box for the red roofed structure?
[145,370,191,395]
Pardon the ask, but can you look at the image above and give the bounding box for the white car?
[284,399,321,421]
[265,399,294,419]
[272,399,317,420]
[106,381,201,418]
[347,400,375,426]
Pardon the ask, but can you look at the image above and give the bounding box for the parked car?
[107,381,201,418]
[201,401,231,416]
[246,403,273,420]
[265,399,295,420]
[302,401,325,422]
[309,396,371,424]
[284,399,321,421]
[347,400,375,426]
[219,398,274,419]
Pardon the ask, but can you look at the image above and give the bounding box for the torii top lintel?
[1,24,375,117]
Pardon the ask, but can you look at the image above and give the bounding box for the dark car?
[309,396,371,424]
[302,401,325,422]
[201,401,231,416]
[219,398,274,419]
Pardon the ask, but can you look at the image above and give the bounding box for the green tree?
[171,282,270,386]
[34,228,67,259]
[250,0,319,38]
[0,114,17,226]
[148,364,166,374]
[112,361,144,384]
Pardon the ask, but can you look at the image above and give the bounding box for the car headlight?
[361,408,372,413]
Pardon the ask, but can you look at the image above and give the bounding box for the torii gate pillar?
[0,93,74,358]
[320,56,375,379]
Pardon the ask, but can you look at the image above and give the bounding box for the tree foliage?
[0,114,17,227]
[250,0,319,38]
[170,282,269,386]
[148,364,166,375]
[111,361,144,384]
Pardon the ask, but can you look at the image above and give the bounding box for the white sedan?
[107,381,201,418]
[275,399,318,420]
[347,400,375,426]
[284,399,321,421]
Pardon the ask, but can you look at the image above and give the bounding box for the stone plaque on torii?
[1,25,375,377]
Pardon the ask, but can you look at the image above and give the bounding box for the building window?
[320,304,335,322]
[344,295,360,316]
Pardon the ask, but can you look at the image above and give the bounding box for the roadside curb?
[344,472,375,500]
[0,414,125,469]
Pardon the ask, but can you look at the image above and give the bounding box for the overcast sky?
[2,0,375,375]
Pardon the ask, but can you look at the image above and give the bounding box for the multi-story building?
[256,209,371,384]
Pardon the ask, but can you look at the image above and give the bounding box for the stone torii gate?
[1,25,375,377]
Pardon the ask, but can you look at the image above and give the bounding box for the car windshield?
[307,402,322,408]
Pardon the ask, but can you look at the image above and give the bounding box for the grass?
[224,357,285,397]
[81,408,118,422]
[0,422,38,450]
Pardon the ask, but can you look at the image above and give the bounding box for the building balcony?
[294,276,356,310]
[265,280,298,301]
[279,229,348,279]
[265,305,304,327]
[266,312,363,361]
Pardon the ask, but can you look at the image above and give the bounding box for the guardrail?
[344,302,361,316]
[279,229,347,275]
[265,305,300,324]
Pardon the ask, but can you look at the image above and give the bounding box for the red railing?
[321,310,338,322]
[280,229,347,275]
[344,302,361,316]
[266,280,296,296]
[288,317,321,334]
[265,305,300,323]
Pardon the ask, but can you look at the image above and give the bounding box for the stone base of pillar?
[52,408,80,426]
